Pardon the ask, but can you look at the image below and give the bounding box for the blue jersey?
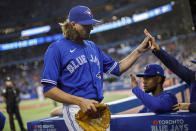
[0,112,5,131]
[153,48,196,103]
[132,86,177,113]
[41,38,119,102]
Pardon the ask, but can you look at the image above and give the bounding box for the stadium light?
[0,4,172,51]
[21,25,51,37]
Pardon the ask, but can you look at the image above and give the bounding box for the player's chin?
[144,87,150,93]
[83,35,90,40]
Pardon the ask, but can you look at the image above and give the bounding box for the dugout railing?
[27,83,196,131]
[107,83,188,114]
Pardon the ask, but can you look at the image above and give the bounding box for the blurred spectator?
[1,77,26,131]
[35,82,44,102]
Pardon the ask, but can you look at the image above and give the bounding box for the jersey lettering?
[66,55,87,73]
[66,64,74,73]
[90,54,100,69]
[81,55,87,63]
[71,61,79,69]
[66,55,100,74]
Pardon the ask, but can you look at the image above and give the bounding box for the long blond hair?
[59,20,80,40]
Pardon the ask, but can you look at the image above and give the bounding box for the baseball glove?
[75,103,111,131]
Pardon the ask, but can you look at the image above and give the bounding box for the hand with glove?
[75,103,111,131]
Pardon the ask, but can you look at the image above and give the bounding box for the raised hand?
[136,35,151,53]
[144,29,160,51]
[130,74,138,89]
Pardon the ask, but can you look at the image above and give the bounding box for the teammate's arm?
[144,29,195,84]
[132,86,174,113]
[44,87,98,113]
[119,34,151,75]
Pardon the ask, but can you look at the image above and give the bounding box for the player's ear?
[156,76,162,83]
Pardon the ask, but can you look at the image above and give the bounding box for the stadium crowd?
[0,32,195,96]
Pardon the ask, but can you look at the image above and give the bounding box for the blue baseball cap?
[136,64,165,77]
[191,60,196,64]
[68,5,100,25]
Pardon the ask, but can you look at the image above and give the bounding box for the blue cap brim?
[136,73,155,77]
[191,60,196,64]
[136,73,165,77]
[77,19,100,25]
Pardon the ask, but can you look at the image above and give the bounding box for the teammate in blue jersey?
[130,64,177,113]
[41,5,151,130]
[144,29,196,112]
[0,112,6,131]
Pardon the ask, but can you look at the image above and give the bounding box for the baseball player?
[41,5,151,131]
[144,29,196,112]
[130,64,177,113]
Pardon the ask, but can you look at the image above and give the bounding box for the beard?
[66,28,80,40]
[68,29,90,41]
[75,29,90,40]
[144,85,156,93]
